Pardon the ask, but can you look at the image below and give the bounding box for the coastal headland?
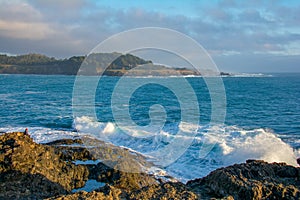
[0,53,230,76]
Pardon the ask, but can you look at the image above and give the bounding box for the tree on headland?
[0,53,212,76]
[0,53,153,75]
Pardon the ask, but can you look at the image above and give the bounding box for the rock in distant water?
[187,159,300,200]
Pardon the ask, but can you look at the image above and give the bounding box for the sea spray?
[0,122,298,182]
[73,117,298,181]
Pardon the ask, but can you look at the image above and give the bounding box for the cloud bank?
[0,0,299,72]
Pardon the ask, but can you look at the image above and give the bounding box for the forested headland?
[0,53,222,76]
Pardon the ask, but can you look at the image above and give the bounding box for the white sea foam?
[24,91,46,94]
[230,73,273,77]
[1,119,298,183]
[218,128,297,166]
[0,127,80,143]
[296,149,300,158]
[103,122,115,134]
[73,116,115,141]
[73,117,298,178]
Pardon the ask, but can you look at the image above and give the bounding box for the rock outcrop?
[0,132,164,199]
[0,132,89,199]
[1,132,300,200]
[187,159,300,200]
[88,162,158,192]
[46,185,125,200]
[129,182,199,200]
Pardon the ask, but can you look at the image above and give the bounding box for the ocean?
[0,73,299,182]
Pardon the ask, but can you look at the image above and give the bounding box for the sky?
[0,0,300,72]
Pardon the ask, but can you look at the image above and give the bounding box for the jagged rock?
[129,182,199,200]
[45,138,95,161]
[3,132,299,200]
[46,137,159,192]
[0,132,89,199]
[0,171,67,199]
[187,160,300,200]
[52,182,199,200]
[44,138,83,146]
[46,137,152,170]
[0,133,163,199]
[88,162,158,192]
[47,185,125,200]
[54,146,95,161]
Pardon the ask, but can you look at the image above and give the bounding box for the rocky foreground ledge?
[0,132,299,200]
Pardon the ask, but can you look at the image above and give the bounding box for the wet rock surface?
[88,162,159,192]
[0,133,163,199]
[1,132,300,199]
[0,132,89,199]
[187,160,300,200]
[129,182,199,200]
[46,185,125,200]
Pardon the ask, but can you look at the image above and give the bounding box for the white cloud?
[0,0,299,71]
[0,20,55,40]
[0,1,42,22]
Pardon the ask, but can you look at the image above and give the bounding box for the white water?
[1,116,298,182]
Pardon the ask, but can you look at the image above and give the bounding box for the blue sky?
[0,0,300,72]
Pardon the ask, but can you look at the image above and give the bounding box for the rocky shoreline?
[0,132,299,199]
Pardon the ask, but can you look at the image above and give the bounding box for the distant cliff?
[0,53,84,75]
[0,53,201,76]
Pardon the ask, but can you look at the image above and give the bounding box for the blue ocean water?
[0,73,299,181]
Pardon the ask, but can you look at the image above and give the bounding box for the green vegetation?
[0,53,57,65]
[0,53,228,76]
[0,53,155,75]
[0,53,85,75]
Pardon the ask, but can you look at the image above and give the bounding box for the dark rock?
[48,137,152,170]
[0,132,89,198]
[3,132,299,200]
[44,138,94,161]
[220,72,231,76]
[47,184,125,200]
[187,160,300,200]
[0,132,164,199]
[88,162,158,192]
[54,146,95,161]
[50,182,199,200]
[129,182,199,200]
[44,138,83,146]
[0,171,67,199]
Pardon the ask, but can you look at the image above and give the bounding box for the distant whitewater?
[0,73,299,182]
